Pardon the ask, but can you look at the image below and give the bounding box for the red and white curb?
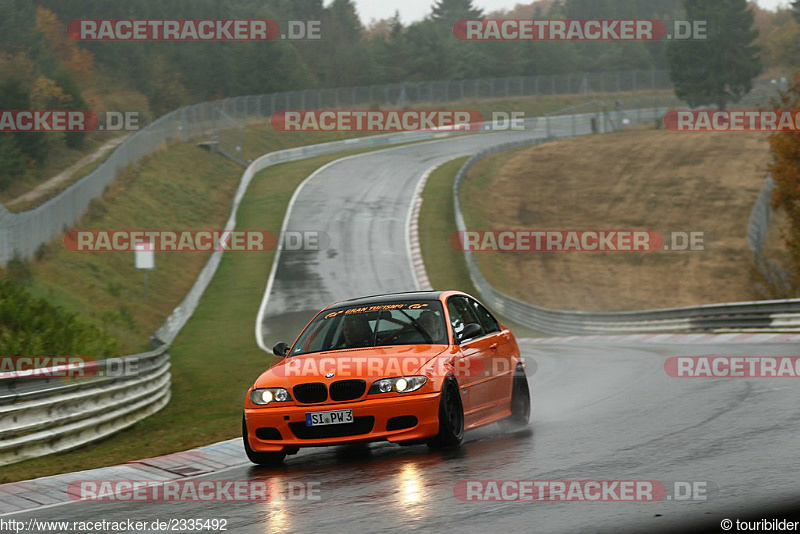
[0,438,248,516]
[406,165,438,291]
[524,333,800,345]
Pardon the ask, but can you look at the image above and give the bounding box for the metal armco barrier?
[453,111,800,334]
[0,347,170,466]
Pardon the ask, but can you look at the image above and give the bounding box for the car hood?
[254,345,449,388]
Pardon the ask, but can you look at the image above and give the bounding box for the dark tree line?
[0,0,767,188]
[6,0,691,106]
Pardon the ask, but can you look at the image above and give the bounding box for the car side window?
[447,296,481,340]
[468,298,500,334]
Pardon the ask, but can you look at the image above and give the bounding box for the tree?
[0,135,25,191]
[793,0,800,23]
[0,0,35,46]
[315,0,378,87]
[34,6,94,80]
[760,15,800,70]
[30,76,71,109]
[369,12,414,83]
[431,0,483,25]
[768,74,800,287]
[53,68,89,148]
[667,0,761,110]
[0,77,48,163]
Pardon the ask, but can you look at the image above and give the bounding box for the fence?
[0,68,697,265]
[1,69,788,265]
[748,174,793,296]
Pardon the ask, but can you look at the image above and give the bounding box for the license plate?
[305,409,353,426]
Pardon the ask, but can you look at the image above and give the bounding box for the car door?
[447,295,496,420]
[465,297,514,409]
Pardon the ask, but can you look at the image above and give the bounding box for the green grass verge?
[13,125,400,355]
[418,157,543,339]
[18,144,244,354]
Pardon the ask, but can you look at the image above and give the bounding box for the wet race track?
[13,129,800,533]
[257,128,557,347]
[16,339,800,533]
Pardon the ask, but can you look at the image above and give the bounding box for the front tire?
[242,416,287,465]
[427,379,464,449]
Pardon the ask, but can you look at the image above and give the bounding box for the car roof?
[323,290,448,310]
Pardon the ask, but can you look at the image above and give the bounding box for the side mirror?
[272,342,290,358]
[458,323,483,344]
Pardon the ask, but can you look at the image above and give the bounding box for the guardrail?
[453,110,800,334]
[0,346,170,466]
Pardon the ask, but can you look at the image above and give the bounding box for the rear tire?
[507,365,531,427]
[426,379,464,449]
[242,416,287,465]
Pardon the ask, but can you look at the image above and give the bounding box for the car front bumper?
[244,391,441,452]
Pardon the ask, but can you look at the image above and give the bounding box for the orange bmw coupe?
[243,290,530,464]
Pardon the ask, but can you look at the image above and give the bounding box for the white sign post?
[134,241,155,295]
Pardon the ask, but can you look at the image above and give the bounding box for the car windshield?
[290,300,448,355]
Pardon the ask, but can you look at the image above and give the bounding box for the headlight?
[250,388,291,405]
[368,376,427,394]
